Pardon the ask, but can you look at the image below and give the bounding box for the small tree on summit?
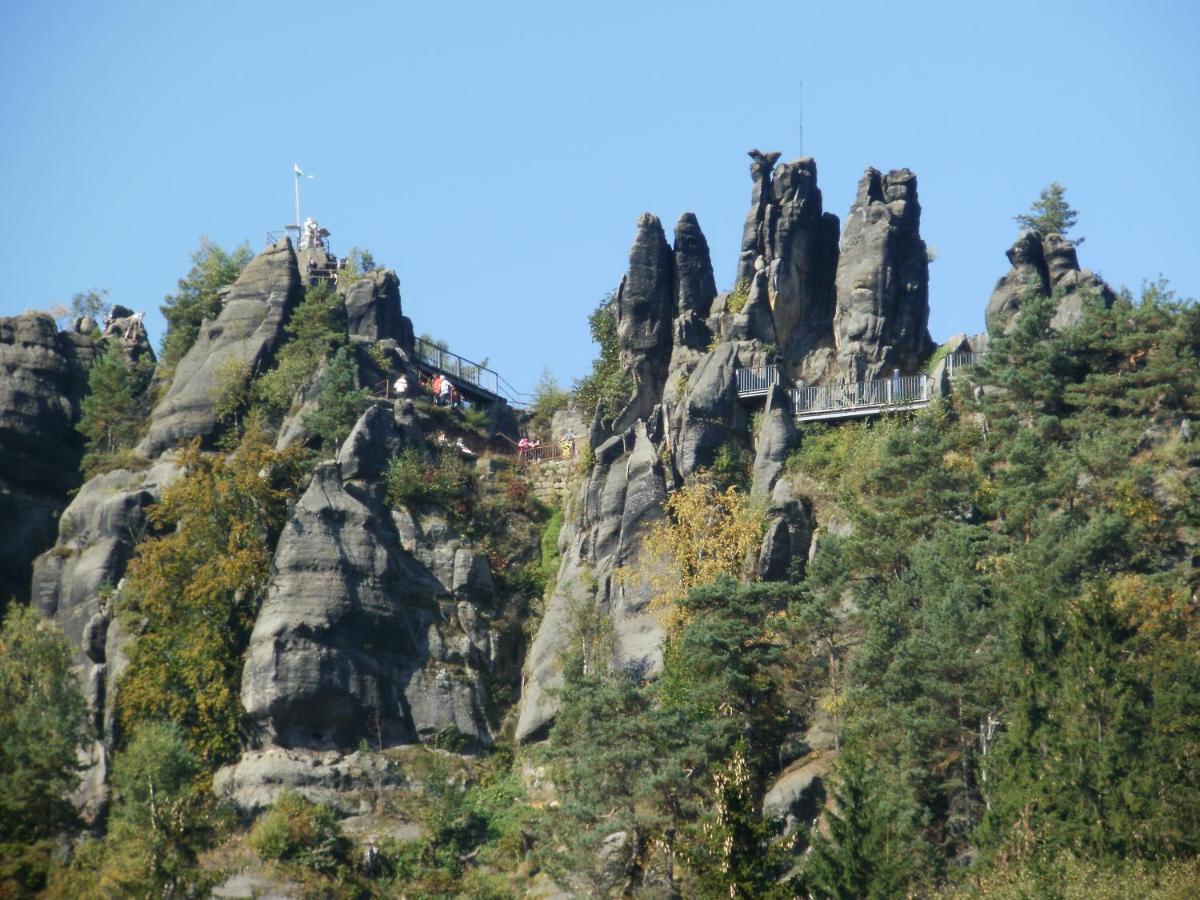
[1014,182,1083,243]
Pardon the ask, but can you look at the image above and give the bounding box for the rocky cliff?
[0,314,98,605]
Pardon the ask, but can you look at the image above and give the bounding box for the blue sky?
[3,1,1198,396]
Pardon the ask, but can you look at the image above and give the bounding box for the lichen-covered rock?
[671,213,717,352]
[142,239,302,456]
[342,269,413,348]
[833,167,934,381]
[0,313,98,602]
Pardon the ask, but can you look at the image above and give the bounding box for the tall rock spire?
[612,213,675,431]
[833,167,934,381]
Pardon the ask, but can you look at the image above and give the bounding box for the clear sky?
[3,0,1198,396]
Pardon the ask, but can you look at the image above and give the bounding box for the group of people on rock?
[518,429,576,461]
[391,372,463,408]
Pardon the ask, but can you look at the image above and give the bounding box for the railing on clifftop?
[734,354,983,423]
[411,337,529,407]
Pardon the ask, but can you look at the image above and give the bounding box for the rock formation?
[241,403,498,751]
[516,421,668,742]
[833,167,934,381]
[612,214,676,430]
[0,313,98,604]
[737,152,841,381]
[342,268,414,348]
[142,239,302,456]
[987,230,1115,331]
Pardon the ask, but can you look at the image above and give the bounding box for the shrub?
[250,791,350,875]
[254,282,348,416]
[302,346,371,450]
[725,279,751,315]
[385,448,474,512]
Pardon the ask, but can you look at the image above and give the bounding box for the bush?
[251,791,350,875]
[254,282,348,416]
[302,346,371,450]
[385,448,474,512]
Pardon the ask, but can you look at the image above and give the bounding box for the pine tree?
[159,239,252,377]
[1014,182,1083,243]
[77,340,154,471]
[804,752,911,899]
[302,346,371,450]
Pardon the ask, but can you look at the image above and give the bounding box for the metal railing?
[735,364,780,397]
[412,337,502,397]
[945,351,984,374]
[792,374,930,420]
[732,353,984,422]
[520,441,578,464]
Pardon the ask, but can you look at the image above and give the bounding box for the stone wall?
[527,456,580,507]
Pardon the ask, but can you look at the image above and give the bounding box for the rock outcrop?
[737,152,841,381]
[142,239,302,456]
[986,230,1115,331]
[833,168,934,381]
[342,269,414,348]
[516,421,668,742]
[0,313,98,603]
[613,215,676,430]
[241,403,498,751]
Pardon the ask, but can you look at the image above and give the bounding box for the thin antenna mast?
[799,80,804,157]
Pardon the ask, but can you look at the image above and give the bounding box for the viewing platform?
[736,352,983,423]
[408,337,527,407]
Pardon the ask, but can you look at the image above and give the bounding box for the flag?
[293,163,314,179]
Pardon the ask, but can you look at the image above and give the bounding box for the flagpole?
[293,165,301,240]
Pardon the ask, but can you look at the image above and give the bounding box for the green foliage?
[251,791,351,875]
[710,442,752,489]
[337,246,378,287]
[726,279,751,314]
[526,368,571,438]
[302,346,371,450]
[804,752,913,899]
[572,291,632,419]
[70,287,109,321]
[783,280,1200,890]
[1014,181,1082,242]
[384,447,475,513]
[77,339,155,476]
[51,721,219,899]
[254,282,349,416]
[116,419,307,764]
[0,607,88,893]
[209,356,252,427]
[159,238,252,377]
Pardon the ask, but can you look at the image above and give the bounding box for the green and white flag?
[293,163,314,179]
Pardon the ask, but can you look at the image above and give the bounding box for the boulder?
[142,239,302,456]
[833,168,934,381]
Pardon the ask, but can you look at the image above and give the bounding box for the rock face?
[241,404,498,751]
[613,214,676,429]
[986,230,1115,331]
[0,313,98,603]
[737,152,841,380]
[672,213,718,352]
[516,421,668,742]
[834,168,934,381]
[142,239,302,456]
[342,269,414,348]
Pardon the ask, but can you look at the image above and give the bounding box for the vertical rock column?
[833,168,934,382]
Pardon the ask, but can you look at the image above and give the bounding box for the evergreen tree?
[77,339,154,472]
[804,752,911,899]
[573,291,632,419]
[302,346,371,450]
[159,239,252,377]
[1014,182,1082,242]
